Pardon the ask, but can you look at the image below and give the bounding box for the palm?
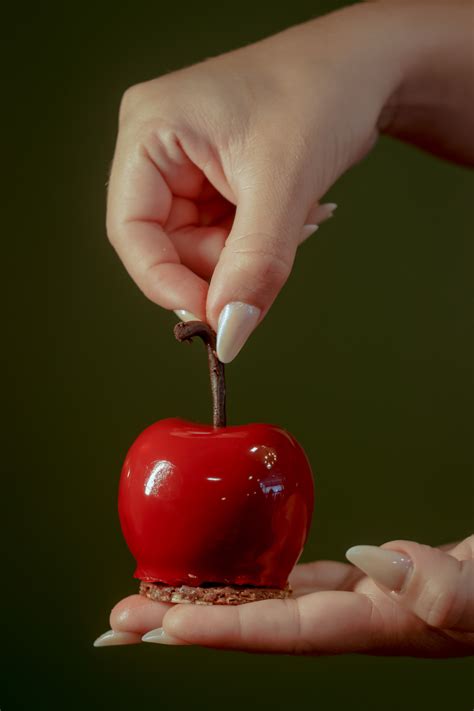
[109,553,465,656]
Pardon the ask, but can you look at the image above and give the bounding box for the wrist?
[257,4,407,111]
[242,2,413,146]
[365,1,474,139]
[253,0,471,138]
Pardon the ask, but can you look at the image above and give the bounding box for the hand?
[107,0,473,365]
[106,3,411,362]
[95,535,474,656]
[106,1,473,362]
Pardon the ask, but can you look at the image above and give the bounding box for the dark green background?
[4,1,473,709]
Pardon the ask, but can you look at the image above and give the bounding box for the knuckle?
[119,76,179,129]
[423,584,459,629]
[228,235,293,293]
[119,82,151,123]
[366,597,394,650]
[420,561,465,629]
[251,252,290,291]
[286,599,312,655]
[235,605,245,643]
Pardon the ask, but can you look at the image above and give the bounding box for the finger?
[289,560,364,596]
[107,133,208,319]
[109,594,172,634]
[305,202,337,227]
[197,195,235,227]
[167,199,338,284]
[160,591,392,654]
[93,594,173,647]
[164,193,234,232]
[164,197,199,232]
[439,539,463,553]
[207,179,311,362]
[346,536,474,632]
[298,202,338,245]
[170,226,227,280]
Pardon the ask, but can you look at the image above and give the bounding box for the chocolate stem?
[174,321,226,428]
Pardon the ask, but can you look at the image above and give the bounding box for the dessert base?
[139,580,291,605]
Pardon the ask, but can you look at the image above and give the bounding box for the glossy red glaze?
[118,418,314,589]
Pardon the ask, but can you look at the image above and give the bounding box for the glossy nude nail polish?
[216,302,261,363]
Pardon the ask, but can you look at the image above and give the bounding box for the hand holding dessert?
[98,0,474,657]
[94,322,474,656]
[97,535,474,655]
[106,0,474,362]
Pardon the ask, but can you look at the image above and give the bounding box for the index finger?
[160,591,383,654]
[106,132,208,318]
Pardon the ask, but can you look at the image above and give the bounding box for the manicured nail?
[345,545,413,592]
[174,309,200,322]
[323,202,338,214]
[310,202,338,225]
[142,627,190,646]
[300,224,319,243]
[216,302,261,363]
[93,629,142,647]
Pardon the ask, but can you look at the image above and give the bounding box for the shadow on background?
[4,0,473,709]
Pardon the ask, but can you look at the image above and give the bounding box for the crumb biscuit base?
[139,580,291,605]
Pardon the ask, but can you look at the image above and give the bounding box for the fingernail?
[174,309,200,322]
[345,545,413,592]
[300,224,319,243]
[142,627,190,646]
[93,629,142,647]
[310,202,338,225]
[216,302,261,363]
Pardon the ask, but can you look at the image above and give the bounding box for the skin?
[104,0,474,655]
[109,536,474,655]
[107,0,474,327]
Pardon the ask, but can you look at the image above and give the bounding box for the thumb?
[346,536,474,632]
[206,180,310,363]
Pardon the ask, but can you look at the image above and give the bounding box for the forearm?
[378,0,474,164]
[252,0,474,166]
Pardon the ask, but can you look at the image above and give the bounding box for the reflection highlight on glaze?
[144,460,175,496]
[249,445,278,470]
[259,474,285,495]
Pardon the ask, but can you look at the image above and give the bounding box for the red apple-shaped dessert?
[118,322,314,604]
